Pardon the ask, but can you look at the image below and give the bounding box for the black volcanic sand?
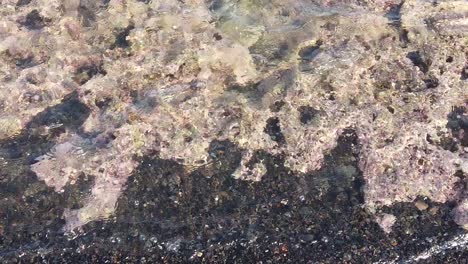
[0,98,466,263]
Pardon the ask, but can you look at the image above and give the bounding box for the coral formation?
[0,0,466,231]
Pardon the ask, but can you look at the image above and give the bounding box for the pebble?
[415,200,429,211]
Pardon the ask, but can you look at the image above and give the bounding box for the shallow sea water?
[0,0,467,262]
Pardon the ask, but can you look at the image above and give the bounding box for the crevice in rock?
[406,51,431,74]
[298,40,323,61]
[298,105,320,125]
[16,0,32,7]
[19,10,49,30]
[111,24,135,49]
[264,117,286,145]
[72,61,107,85]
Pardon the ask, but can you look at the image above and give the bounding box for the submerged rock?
[0,0,467,261]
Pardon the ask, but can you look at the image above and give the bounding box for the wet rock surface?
[0,0,467,262]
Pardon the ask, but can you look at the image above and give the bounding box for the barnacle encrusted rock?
[1,0,466,230]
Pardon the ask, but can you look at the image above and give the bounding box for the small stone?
[461,162,468,174]
[376,213,396,234]
[414,200,429,211]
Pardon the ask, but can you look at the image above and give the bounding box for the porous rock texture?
[0,0,467,231]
